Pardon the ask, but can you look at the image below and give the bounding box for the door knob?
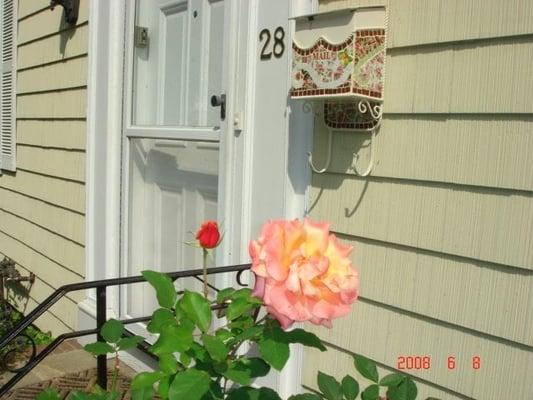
[210,94,226,121]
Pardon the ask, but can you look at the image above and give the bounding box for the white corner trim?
[85,0,126,312]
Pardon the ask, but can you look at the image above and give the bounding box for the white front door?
[121,0,229,321]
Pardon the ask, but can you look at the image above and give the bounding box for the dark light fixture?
[50,0,79,26]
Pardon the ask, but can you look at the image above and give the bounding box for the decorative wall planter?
[291,8,385,101]
[290,7,386,176]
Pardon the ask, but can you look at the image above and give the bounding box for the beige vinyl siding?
[315,115,533,192]
[0,0,89,335]
[305,1,533,399]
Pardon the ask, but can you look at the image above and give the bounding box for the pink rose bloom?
[249,218,359,329]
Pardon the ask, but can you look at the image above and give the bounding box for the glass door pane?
[132,0,225,127]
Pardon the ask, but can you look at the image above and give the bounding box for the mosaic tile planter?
[290,8,386,102]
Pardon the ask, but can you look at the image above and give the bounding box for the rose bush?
[37,219,428,400]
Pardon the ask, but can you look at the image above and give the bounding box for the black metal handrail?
[0,263,251,396]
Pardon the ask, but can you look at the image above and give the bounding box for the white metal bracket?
[304,99,382,176]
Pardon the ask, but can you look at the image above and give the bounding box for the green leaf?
[379,373,405,387]
[215,328,233,342]
[168,369,211,400]
[158,376,171,399]
[84,341,115,356]
[226,387,282,400]
[361,384,380,400]
[288,395,322,400]
[317,371,343,400]
[203,381,224,400]
[147,308,176,333]
[117,335,144,351]
[202,334,229,361]
[150,323,193,355]
[233,325,264,343]
[341,375,359,400]
[36,389,61,400]
[386,377,417,400]
[185,342,210,363]
[100,319,124,344]
[180,291,212,332]
[224,357,271,385]
[131,388,154,400]
[131,371,165,391]
[353,354,379,383]
[142,270,177,309]
[405,378,418,400]
[226,297,254,321]
[180,351,192,366]
[241,357,271,378]
[258,325,290,371]
[158,353,179,374]
[216,288,236,303]
[284,329,326,351]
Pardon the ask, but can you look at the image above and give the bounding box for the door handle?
[210,94,226,121]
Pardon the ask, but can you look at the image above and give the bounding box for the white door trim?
[82,0,126,319]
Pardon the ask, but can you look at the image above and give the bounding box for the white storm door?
[121,0,228,322]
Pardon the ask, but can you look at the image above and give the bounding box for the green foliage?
[37,280,434,400]
[317,371,343,400]
[141,270,177,309]
[353,355,379,384]
[84,342,115,356]
[101,319,124,344]
[342,375,360,400]
[36,389,61,400]
[1,305,53,345]
[168,369,211,400]
[179,290,212,332]
[307,353,435,400]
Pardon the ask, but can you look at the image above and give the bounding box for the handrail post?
[96,286,107,390]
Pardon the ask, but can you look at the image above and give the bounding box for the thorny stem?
[110,351,120,392]
[202,248,208,298]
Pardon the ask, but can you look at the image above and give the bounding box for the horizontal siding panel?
[310,174,533,269]
[20,278,79,330]
[304,348,463,400]
[17,120,86,150]
[17,89,87,119]
[388,0,533,48]
[313,114,533,191]
[16,145,85,182]
[0,209,85,274]
[18,0,48,19]
[17,56,87,93]
[0,188,84,244]
[308,301,533,399]
[319,0,386,11]
[385,37,533,114]
[17,25,88,70]
[18,1,89,44]
[0,170,84,213]
[342,235,533,345]
[24,297,74,335]
[0,232,84,291]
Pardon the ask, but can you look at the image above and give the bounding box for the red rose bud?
[196,220,221,249]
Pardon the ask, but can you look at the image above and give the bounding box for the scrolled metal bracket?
[304,99,383,176]
[50,0,79,26]
[350,100,382,177]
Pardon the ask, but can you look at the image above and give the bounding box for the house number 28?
[259,27,285,60]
